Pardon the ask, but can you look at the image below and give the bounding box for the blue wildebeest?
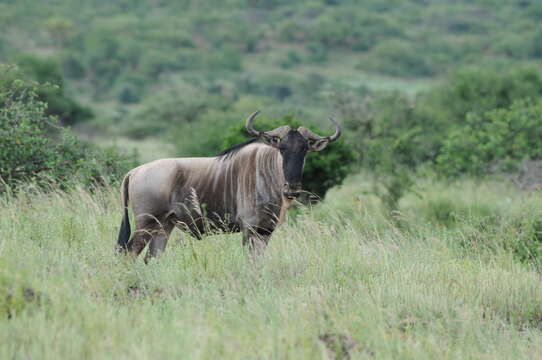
[116,111,341,260]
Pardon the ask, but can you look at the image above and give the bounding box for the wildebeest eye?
[308,139,315,146]
[272,136,280,144]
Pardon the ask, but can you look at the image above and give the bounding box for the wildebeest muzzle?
[283,182,302,199]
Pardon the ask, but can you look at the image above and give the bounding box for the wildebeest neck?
[174,143,285,232]
[212,143,284,204]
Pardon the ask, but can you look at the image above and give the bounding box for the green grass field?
[2,176,542,359]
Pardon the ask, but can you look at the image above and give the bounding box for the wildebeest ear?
[308,138,329,152]
[260,132,281,148]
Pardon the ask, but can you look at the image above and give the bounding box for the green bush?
[437,99,542,176]
[0,65,135,192]
[336,90,430,169]
[170,110,242,157]
[417,66,542,171]
[306,42,328,63]
[15,55,93,126]
[279,50,302,69]
[338,66,542,173]
[308,9,403,51]
[422,67,542,129]
[492,33,532,59]
[236,73,297,101]
[126,86,231,139]
[527,1,542,20]
[331,66,542,210]
[205,45,242,72]
[358,40,436,77]
[116,73,147,104]
[219,114,355,198]
[529,25,542,58]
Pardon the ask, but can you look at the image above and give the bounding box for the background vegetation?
[3,0,542,196]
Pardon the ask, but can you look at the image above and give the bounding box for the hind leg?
[144,222,174,263]
[127,215,166,258]
[126,228,153,258]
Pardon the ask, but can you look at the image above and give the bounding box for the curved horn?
[298,118,342,142]
[327,117,341,142]
[245,110,261,137]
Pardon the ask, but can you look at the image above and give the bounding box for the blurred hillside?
[2,0,542,161]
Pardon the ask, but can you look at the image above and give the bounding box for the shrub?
[118,86,141,104]
[527,1,542,20]
[336,66,542,174]
[422,66,542,127]
[306,41,328,63]
[15,55,93,125]
[373,166,414,213]
[332,66,542,210]
[334,90,430,169]
[170,110,241,158]
[308,9,403,51]
[61,53,86,80]
[437,99,542,176]
[0,65,135,192]
[279,50,302,69]
[415,66,542,172]
[491,33,532,59]
[357,40,436,77]
[236,73,296,101]
[529,25,542,58]
[332,90,420,210]
[205,45,242,72]
[125,86,231,139]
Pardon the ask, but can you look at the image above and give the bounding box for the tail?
[116,173,131,253]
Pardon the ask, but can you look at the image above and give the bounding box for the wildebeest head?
[246,110,341,199]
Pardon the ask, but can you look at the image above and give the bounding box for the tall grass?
[2,178,542,359]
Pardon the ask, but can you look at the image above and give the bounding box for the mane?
[216,138,260,158]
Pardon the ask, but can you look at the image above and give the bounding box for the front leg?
[144,222,174,263]
[242,227,272,258]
